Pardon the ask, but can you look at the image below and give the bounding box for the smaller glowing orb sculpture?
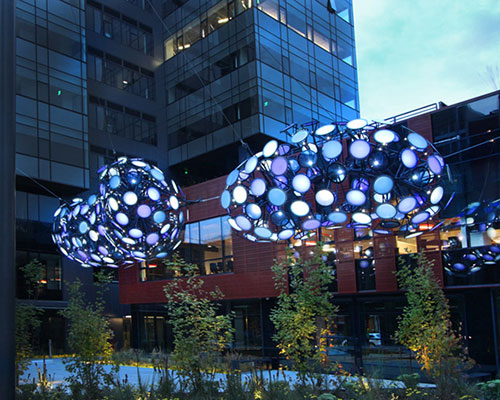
[98,157,185,261]
[52,196,124,267]
[52,157,186,266]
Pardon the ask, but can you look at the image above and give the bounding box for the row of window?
[257,0,354,66]
[164,0,252,60]
[16,0,86,61]
[168,96,258,148]
[167,45,253,105]
[86,0,154,56]
[16,39,87,115]
[87,47,155,100]
[88,96,157,145]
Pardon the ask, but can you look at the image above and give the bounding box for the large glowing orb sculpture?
[221,119,450,242]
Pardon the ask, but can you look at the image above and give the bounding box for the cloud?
[353,0,500,119]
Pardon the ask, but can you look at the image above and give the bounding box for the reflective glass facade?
[15,0,89,189]
[162,0,359,183]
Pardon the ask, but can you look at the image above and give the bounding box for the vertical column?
[336,228,357,293]
[417,230,444,286]
[374,234,398,292]
[0,0,16,397]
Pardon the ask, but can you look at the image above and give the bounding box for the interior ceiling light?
[221,119,451,242]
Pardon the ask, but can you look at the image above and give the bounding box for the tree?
[163,254,234,395]
[395,252,468,382]
[59,270,117,399]
[15,259,44,383]
[270,246,337,384]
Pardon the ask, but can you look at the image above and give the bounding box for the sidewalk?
[21,358,434,390]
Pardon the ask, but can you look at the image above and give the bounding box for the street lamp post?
[0,0,16,397]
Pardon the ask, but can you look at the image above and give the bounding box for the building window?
[139,216,233,281]
[88,96,157,145]
[16,251,62,301]
[86,1,154,55]
[163,0,251,61]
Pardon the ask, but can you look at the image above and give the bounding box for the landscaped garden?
[16,251,500,399]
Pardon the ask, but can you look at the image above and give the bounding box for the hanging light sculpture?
[98,157,185,261]
[52,196,124,267]
[221,119,450,242]
[52,157,185,266]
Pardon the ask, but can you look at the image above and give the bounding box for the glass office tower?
[161,0,359,184]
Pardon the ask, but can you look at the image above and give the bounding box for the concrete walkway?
[21,358,433,390]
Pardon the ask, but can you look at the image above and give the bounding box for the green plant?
[396,373,420,389]
[162,254,234,396]
[477,379,500,399]
[270,246,337,387]
[16,259,44,384]
[59,271,117,400]
[395,252,472,398]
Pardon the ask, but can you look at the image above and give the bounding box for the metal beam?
[0,0,16,397]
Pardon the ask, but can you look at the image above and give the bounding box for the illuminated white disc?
[374,129,396,144]
[228,218,242,231]
[290,200,310,217]
[132,160,147,167]
[278,229,295,240]
[376,203,397,219]
[316,124,335,136]
[170,195,180,210]
[244,156,259,174]
[430,186,444,204]
[292,174,311,193]
[349,140,371,159]
[254,226,272,239]
[221,190,231,209]
[226,169,239,186]
[268,188,287,206]
[487,227,497,239]
[398,196,418,214]
[291,129,309,143]
[411,211,430,225]
[426,205,440,216]
[328,211,348,224]
[373,175,394,194]
[315,189,335,206]
[250,178,266,196]
[235,215,252,231]
[352,212,372,224]
[322,140,343,159]
[108,197,119,211]
[346,189,366,206]
[246,203,262,219]
[346,118,368,130]
[427,155,443,174]
[408,132,428,150]
[373,192,390,203]
[302,218,321,230]
[401,148,418,168]
[232,185,248,204]
[405,231,423,239]
[263,139,279,157]
[123,191,138,205]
